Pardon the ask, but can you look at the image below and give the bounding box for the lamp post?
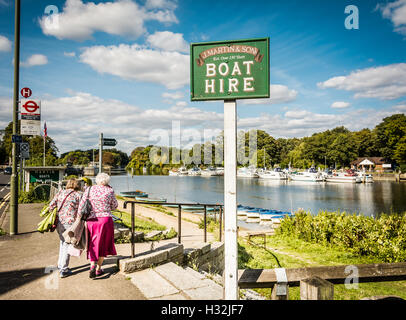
[10,0,21,235]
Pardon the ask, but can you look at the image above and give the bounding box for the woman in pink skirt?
[78,172,118,278]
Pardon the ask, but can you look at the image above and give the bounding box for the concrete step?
[127,262,223,300]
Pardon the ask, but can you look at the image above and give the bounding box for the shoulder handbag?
[80,186,93,221]
[50,190,75,232]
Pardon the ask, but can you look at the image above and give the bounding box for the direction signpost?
[190,38,270,300]
[99,134,117,173]
[103,138,117,147]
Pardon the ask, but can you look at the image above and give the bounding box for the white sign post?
[223,99,238,300]
[190,38,270,300]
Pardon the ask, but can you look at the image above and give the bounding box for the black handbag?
[80,186,93,221]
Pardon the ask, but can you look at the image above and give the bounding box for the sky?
[0,0,405,155]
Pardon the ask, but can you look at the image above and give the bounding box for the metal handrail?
[123,200,224,258]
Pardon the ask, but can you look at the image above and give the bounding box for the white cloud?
[242,84,298,105]
[238,107,405,138]
[0,35,11,52]
[145,0,177,10]
[38,0,178,41]
[4,91,222,154]
[162,91,184,100]
[376,0,406,36]
[146,31,189,53]
[175,101,187,107]
[79,44,189,89]
[318,63,406,100]
[331,101,350,109]
[64,52,76,57]
[21,54,48,67]
[1,91,403,154]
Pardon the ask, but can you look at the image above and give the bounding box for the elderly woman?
[78,172,118,278]
[49,179,82,278]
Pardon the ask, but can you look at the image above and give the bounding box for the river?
[108,174,406,218]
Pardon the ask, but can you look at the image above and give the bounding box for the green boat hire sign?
[190,38,270,101]
[29,170,59,183]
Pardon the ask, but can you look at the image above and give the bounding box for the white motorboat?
[215,167,224,176]
[188,167,201,176]
[357,171,374,183]
[178,166,189,176]
[237,167,259,178]
[168,170,178,176]
[289,168,324,182]
[325,173,362,183]
[258,168,288,180]
[201,166,219,177]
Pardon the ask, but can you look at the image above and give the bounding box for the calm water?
[108,174,406,218]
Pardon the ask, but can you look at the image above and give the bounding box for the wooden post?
[271,268,289,300]
[271,283,289,300]
[300,276,334,300]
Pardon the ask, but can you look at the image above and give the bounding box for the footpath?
[0,200,220,300]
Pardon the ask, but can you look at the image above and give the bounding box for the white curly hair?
[95,172,111,186]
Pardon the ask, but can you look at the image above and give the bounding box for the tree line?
[1,113,404,171]
[126,113,406,171]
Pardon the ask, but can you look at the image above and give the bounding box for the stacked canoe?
[237,205,294,225]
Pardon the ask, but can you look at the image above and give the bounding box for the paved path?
[0,203,146,300]
[0,197,223,300]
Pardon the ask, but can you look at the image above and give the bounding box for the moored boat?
[326,170,362,183]
[135,197,167,203]
[237,167,259,178]
[188,167,201,176]
[178,167,189,176]
[258,168,288,180]
[289,168,324,182]
[201,167,220,177]
[120,190,148,198]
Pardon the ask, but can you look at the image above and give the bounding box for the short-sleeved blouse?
[49,189,82,225]
[78,185,118,219]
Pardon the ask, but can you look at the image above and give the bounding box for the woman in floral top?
[77,172,118,278]
[49,179,82,278]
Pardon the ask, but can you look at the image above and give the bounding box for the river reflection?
[108,175,406,217]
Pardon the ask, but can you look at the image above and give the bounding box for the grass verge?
[238,234,406,300]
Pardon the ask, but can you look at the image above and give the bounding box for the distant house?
[351,157,392,171]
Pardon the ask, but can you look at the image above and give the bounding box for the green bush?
[276,210,406,263]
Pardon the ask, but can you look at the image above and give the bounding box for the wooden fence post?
[271,268,289,300]
[271,283,289,300]
[300,276,334,300]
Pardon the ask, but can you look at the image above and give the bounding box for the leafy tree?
[374,114,406,164]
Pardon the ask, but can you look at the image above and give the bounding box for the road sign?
[12,135,22,143]
[20,87,32,98]
[21,120,41,136]
[20,99,41,135]
[21,100,40,114]
[103,138,117,146]
[20,142,29,159]
[190,38,270,101]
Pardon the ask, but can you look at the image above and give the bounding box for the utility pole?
[99,133,103,174]
[10,0,21,235]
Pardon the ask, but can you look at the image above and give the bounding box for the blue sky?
[0,0,405,155]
